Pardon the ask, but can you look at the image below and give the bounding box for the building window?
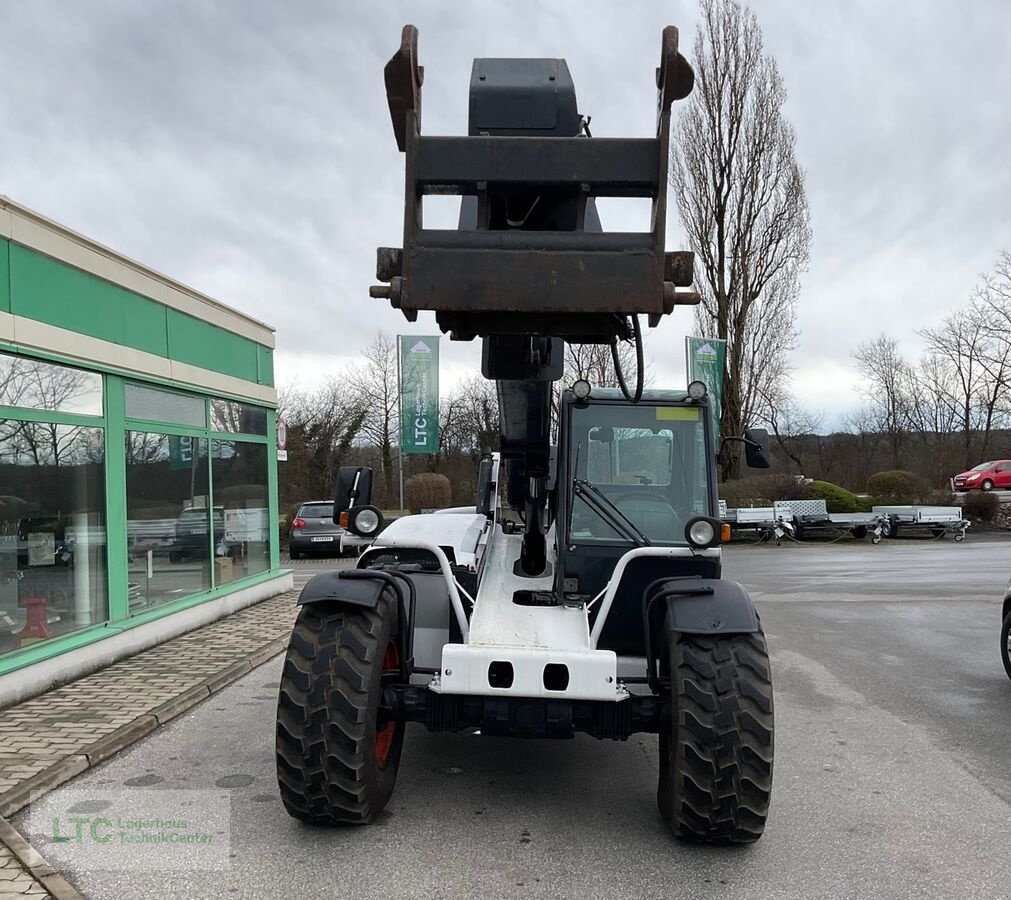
[125,384,205,428]
[0,353,103,416]
[210,399,267,436]
[212,440,270,583]
[125,432,211,611]
[0,421,107,654]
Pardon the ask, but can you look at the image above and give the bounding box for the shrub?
[406,473,452,513]
[866,469,928,505]
[963,491,1000,523]
[719,473,810,508]
[807,480,870,513]
[923,488,956,507]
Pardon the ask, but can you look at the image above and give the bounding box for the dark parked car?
[170,507,224,561]
[288,501,347,559]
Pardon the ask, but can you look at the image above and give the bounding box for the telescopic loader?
[276,24,775,843]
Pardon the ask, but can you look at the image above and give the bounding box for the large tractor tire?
[657,627,774,843]
[275,590,405,825]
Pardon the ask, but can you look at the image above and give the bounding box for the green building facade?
[0,197,288,687]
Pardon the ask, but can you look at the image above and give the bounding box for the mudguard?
[641,576,759,695]
[296,569,418,680]
[660,578,759,635]
[297,570,385,609]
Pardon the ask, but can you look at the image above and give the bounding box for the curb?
[0,816,83,900]
[0,633,292,897]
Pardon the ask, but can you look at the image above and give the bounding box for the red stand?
[16,597,50,647]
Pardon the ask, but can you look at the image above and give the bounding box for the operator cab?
[557,388,721,654]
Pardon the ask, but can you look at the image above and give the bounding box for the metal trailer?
[725,500,888,545]
[730,507,796,545]
[872,506,971,541]
[774,500,887,545]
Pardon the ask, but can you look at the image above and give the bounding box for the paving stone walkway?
[0,589,300,898]
[0,843,49,898]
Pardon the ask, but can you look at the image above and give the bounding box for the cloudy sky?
[2,0,1009,429]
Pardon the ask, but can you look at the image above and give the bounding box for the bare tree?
[281,379,367,507]
[757,387,821,474]
[852,336,913,470]
[670,0,810,479]
[919,306,989,468]
[563,339,642,390]
[347,333,399,503]
[440,375,499,459]
[973,250,1011,447]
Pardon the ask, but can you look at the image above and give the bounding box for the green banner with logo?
[168,434,196,471]
[686,336,726,441]
[400,335,440,455]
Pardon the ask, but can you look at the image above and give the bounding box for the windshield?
[971,462,995,471]
[568,401,709,544]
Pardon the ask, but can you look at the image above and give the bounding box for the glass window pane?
[0,353,103,416]
[125,385,205,428]
[212,440,270,582]
[209,399,268,436]
[0,420,107,654]
[126,432,210,611]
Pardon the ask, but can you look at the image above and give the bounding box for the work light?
[685,516,721,549]
[687,380,707,400]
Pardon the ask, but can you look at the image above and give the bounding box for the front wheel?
[982,479,995,491]
[657,628,774,843]
[275,591,405,824]
[1001,611,1011,681]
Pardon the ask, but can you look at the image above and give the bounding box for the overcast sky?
[2,0,1009,430]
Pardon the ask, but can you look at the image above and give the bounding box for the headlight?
[685,516,721,548]
[572,379,592,400]
[966,473,980,480]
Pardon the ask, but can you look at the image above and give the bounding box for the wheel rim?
[375,641,400,767]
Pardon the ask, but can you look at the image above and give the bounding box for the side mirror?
[334,466,374,523]
[744,428,771,469]
[475,456,495,516]
[590,425,614,443]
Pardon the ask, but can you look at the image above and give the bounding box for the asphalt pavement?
[14,536,1011,900]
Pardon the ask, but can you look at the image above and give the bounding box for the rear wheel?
[289,549,302,560]
[275,591,405,824]
[1000,611,1011,682]
[657,627,774,843]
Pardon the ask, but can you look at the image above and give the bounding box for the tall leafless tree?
[670,0,810,479]
[852,335,913,470]
[348,332,399,503]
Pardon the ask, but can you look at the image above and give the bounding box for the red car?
[953,460,1011,491]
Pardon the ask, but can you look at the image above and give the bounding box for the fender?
[641,576,759,694]
[298,570,387,608]
[653,577,759,635]
[296,569,417,679]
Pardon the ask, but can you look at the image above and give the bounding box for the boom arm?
[372,25,697,574]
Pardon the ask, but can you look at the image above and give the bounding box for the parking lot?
[16,536,1011,900]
